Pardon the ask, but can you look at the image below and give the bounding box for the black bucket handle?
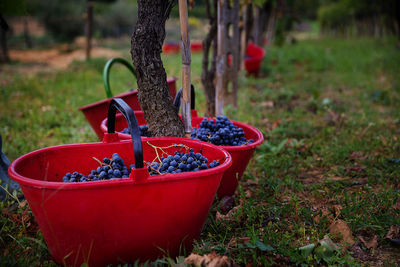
[173,84,196,110]
[107,98,144,169]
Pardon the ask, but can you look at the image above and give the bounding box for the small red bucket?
[190,42,203,53]
[78,57,178,140]
[162,42,180,54]
[9,99,231,266]
[244,42,265,76]
[100,113,263,198]
[78,78,177,140]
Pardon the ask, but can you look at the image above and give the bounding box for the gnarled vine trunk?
[201,0,218,117]
[131,0,184,137]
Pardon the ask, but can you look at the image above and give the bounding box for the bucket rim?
[101,114,264,152]
[8,137,232,190]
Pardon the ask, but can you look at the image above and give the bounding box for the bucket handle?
[103,58,137,98]
[173,84,195,110]
[107,98,144,169]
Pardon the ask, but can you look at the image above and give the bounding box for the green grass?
[1,36,400,266]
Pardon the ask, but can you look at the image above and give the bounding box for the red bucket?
[100,113,263,198]
[78,77,178,140]
[162,43,180,54]
[190,42,203,53]
[244,42,265,76]
[9,99,231,266]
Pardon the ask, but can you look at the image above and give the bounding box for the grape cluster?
[62,148,220,183]
[191,115,254,146]
[62,153,134,183]
[121,125,150,137]
[147,148,219,175]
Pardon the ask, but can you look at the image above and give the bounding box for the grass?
[1,36,400,266]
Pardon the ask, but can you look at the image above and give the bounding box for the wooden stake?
[178,0,192,138]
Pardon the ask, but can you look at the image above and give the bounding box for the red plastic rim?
[8,137,232,190]
[78,78,178,111]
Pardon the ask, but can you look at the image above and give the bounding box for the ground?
[0,33,399,266]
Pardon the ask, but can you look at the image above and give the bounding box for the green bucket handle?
[103,58,137,98]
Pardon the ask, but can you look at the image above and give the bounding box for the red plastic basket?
[162,43,180,54]
[190,42,203,53]
[244,42,265,76]
[78,78,177,140]
[9,99,231,266]
[100,113,263,198]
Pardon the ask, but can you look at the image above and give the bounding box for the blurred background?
[0,0,398,65]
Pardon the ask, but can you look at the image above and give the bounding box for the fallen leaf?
[185,253,206,266]
[184,252,237,267]
[332,205,342,217]
[261,101,274,108]
[269,120,281,131]
[349,152,368,161]
[18,200,27,208]
[357,235,378,250]
[245,179,259,186]
[329,219,355,247]
[386,225,400,239]
[216,204,242,223]
[313,206,333,223]
[261,118,269,125]
[245,190,252,198]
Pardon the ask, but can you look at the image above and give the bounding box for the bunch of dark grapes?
[121,125,150,137]
[147,148,219,175]
[191,115,254,146]
[62,153,134,183]
[62,149,220,183]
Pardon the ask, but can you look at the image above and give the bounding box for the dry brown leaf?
[185,253,205,266]
[269,120,281,131]
[18,200,27,208]
[261,101,274,108]
[246,179,259,186]
[216,204,242,223]
[313,206,333,223]
[329,219,355,247]
[327,176,347,181]
[333,205,342,217]
[349,151,368,161]
[185,252,236,267]
[385,225,400,239]
[245,190,252,198]
[357,235,378,250]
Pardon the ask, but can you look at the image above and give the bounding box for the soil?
[8,46,121,72]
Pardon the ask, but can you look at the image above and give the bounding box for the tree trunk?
[0,14,10,63]
[201,0,217,117]
[245,2,253,43]
[131,0,184,137]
